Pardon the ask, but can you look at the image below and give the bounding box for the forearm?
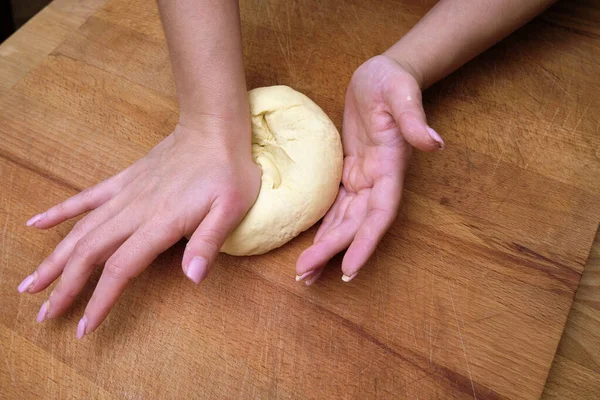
[158,0,248,128]
[384,0,556,89]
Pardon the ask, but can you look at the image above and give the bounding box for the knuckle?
[143,173,161,189]
[53,281,77,300]
[104,259,129,280]
[221,189,249,215]
[78,188,95,206]
[191,231,222,253]
[44,251,61,267]
[72,237,96,260]
[353,235,376,247]
[71,218,90,237]
[53,201,67,215]
[151,213,186,237]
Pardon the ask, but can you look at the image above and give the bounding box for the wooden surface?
[1,0,600,399]
[544,227,600,399]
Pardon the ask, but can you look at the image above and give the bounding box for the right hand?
[296,55,444,285]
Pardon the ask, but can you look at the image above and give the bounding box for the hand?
[18,120,261,338]
[295,55,444,285]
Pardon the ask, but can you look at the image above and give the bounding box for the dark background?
[1,0,51,42]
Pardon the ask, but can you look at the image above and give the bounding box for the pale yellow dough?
[221,86,343,256]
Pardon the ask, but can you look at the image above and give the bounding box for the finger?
[341,178,402,281]
[26,176,123,229]
[80,223,182,338]
[317,186,346,230]
[317,189,354,242]
[314,187,348,243]
[182,205,240,284]
[39,210,138,321]
[296,218,358,277]
[20,197,126,294]
[305,267,324,286]
[385,84,444,152]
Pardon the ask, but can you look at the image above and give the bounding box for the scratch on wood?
[540,66,569,96]
[285,0,292,41]
[492,60,496,91]
[340,23,367,60]
[395,371,434,394]
[239,363,250,399]
[272,348,278,399]
[359,354,386,375]
[390,315,402,344]
[463,139,472,174]
[493,107,559,212]
[376,252,390,342]
[410,309,419,349]
[482,118,511,191]
[2,168,16,384]
[448,283,477,399]
[0,165,15,286]
[5,329,16,384]
[329,324,333,355]
[428,269,434,365]
[523,107,560,171]
[569,99,592,136]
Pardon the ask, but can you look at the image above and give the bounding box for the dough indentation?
[221,86,343,256]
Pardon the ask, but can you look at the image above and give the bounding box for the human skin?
[19,0,556,336]
[295,0,556,284]
[18,0,261,339]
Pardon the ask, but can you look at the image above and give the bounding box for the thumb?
[182,207,235,285]
[385,85,444,152]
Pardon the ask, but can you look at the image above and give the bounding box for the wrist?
[176,109,252,153]
[382,47,425,90]
[178,84,249,125]
[178,108,248,133]
[178,83,250,129]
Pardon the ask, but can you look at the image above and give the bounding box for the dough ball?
[221,86,343,256]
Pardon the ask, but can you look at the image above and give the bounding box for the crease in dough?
[221,85,343,256]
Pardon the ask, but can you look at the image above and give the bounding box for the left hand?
[295,55,444,285]
[18,120,261,338]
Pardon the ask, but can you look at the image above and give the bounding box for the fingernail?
[77,316,87,340]
[305,270,323,286]
[342,273,358,283]
[37,300,50,323]
[426,126,445,150]
[295,271,314,282]
[17,272,37,293]
[185,256,208,285]
[26,212,46,227]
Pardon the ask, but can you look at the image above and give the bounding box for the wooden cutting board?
[1,0,599,398]
[544,227,600,399]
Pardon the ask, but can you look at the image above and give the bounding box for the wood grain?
[1,0,599,399]
[0,0,109,92]
[544,227,600,399]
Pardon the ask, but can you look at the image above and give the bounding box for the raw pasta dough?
[221,86,343,255]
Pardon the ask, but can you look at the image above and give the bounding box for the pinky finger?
[314,186,348,243]
[296,218,357,278]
